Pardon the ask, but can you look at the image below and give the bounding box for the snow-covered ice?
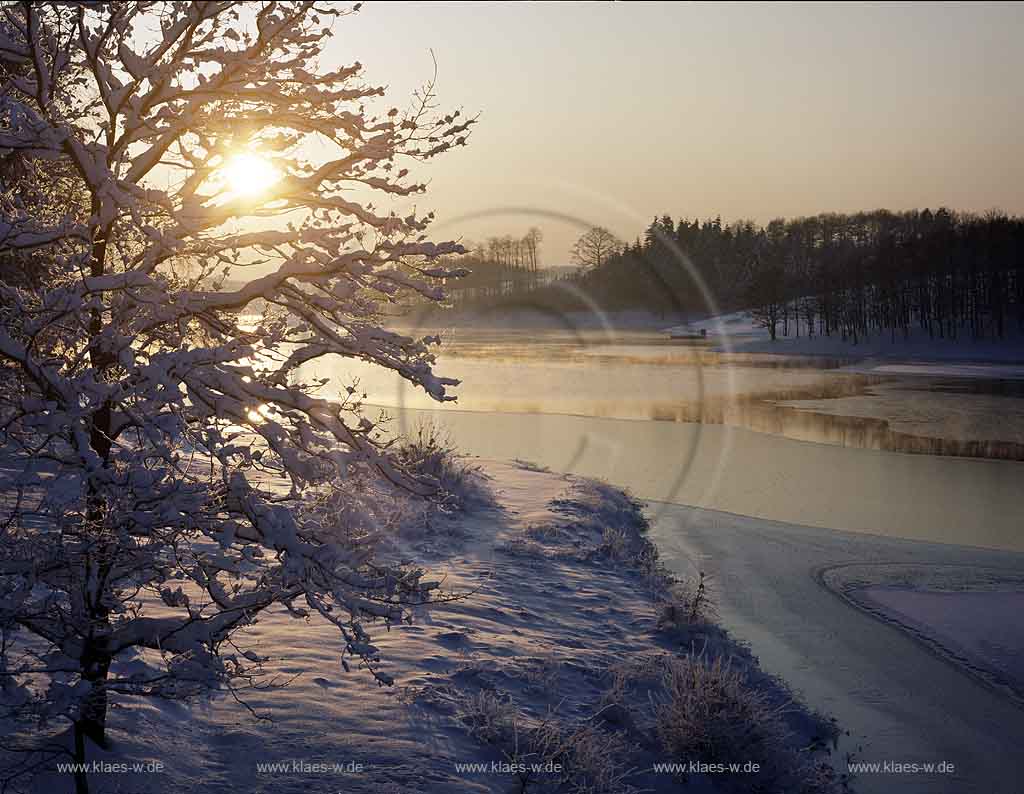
[823,563,1024,706]
[650,502,1024,794]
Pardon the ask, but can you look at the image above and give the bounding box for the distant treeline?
[446,229,549,302]
[449,209,1024,343]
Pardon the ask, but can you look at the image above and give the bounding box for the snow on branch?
[0,1,475,779]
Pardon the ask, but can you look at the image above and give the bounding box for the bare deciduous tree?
[571,226,621,271]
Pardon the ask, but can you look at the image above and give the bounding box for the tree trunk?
[78,644,112,747]
[72,722,90,794]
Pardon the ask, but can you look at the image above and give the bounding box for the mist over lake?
[306,327,1024,549]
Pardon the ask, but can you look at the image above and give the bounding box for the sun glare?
[221,153,280,198]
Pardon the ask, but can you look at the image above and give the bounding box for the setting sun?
[220,152,280,198]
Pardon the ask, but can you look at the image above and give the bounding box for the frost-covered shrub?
[657,572,715,629]
[654,653,844,793]
[458,690,636,794]
[526,714,636,794]
[499,537,548,559]
[600,654,667,711]
[396,422,490,512]
[596,526,630,560]
[462,690,516,743]
[638,546,678,595]
[655,654,786,767]
[525,523,561,542]
[520,653,562,696]
[595,651,845,794]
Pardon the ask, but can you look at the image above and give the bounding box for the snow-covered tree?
[0,2,472,789]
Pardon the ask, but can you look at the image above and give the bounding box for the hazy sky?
[331,2,1024,264]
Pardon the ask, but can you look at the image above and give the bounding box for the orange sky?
[328,2,1024,264]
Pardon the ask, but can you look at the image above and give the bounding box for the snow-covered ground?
[665,311,765,342]
[667,310,1024,369]
[19,462,843,794]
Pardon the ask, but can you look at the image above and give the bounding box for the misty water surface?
[302,330,1024,550]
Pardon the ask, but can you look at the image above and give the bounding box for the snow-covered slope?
[665,310,1024,369]
[664,310,765,341]
[23,463,844,794]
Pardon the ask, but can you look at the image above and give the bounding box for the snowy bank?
[666,310,1024,370]
[20,462,848,794]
